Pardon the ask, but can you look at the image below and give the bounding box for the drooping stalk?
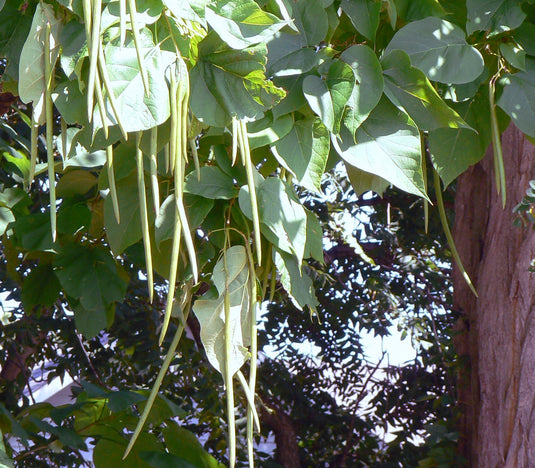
[106,145,120,223]
[44,22,56,241]
[136,132,154,302]
[124,307,189,459]
[433,169,477,296]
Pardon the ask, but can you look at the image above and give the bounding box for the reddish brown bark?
[454,125,535,467]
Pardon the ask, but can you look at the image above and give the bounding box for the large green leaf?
[269,47,318,78]
[139,453,196,468]
[239,177,307,264]
[163,423,225,468]
[247,112,293,149]
[385,17,484,84]
[341,0,381,41]
[104,172,152,255]
[497,71,535,138]
[192,245,251,376]
[303,61,355,134]
[395,0,446,20]
[18,2,62,124]
[96,41,174,133]
[430,87,509,186]
[293,0,328,46]
[190,32,285,127]
[466,0,525,36]
[381,50,470,131]
[162,0,208,25]
[272,117,330,192]
[54,244,128,336]
[205,0,286,49]
[184,166,237,199]
[340,45,383,134]
[21,262,61,313]
[333,97,426,198]
[274,249,318,313]
[94,432,162,468]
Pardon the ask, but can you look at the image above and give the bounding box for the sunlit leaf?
[193,245,251,376]
[385,17,484,84]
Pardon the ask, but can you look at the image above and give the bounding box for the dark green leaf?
[163,423,225,468]
[54,243,128,317]
[341,0,381,41]
[395,0,446,20]
[293,0,328,46]
[498,71,535,138]
[273,118,330,192]
[21,263,61,313]
[466,0,525,36]
[340,44,383,133]
[184,166,237,199]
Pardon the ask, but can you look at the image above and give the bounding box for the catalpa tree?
[0,0,534,466]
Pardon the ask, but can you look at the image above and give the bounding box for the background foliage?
[1,0,535,466]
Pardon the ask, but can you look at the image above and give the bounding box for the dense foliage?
[1,0,535,466]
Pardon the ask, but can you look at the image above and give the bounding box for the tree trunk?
[454,125,535,467]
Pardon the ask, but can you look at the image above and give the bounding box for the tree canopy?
[1,0,535,466]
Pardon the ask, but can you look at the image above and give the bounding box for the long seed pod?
[106,145,120,223]
[97,40,128,140]
[172,58,198,283]
[236,371,261,433]
[136,132,154,302]
[175,155,198,283]
[124,308,189,460]
[189,138,201,181]
[60,117,67,168]
[86,0,102,122]
[223,245,236,468]
[420,131,429,233]
[168,72,179,175]
[159,205,181,345]
[433,169,477,296]
[237,120,262,265]
[94,73,109,138]
[489,78,506,208]
[244,240,259,466]
[231,116,238,166]
[29,114,38,188]
[126,0,150,95]
[44,22,56,242]
[149,127,160,217]
[119,0,126,46]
